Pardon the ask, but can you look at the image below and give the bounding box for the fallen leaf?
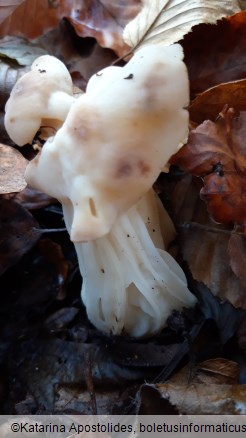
[171,107,246,227]
[38,23,117,89]
[8,338,146,412]
[123,0,242,50]
[183,11,246,98]
[197,358,239,385]
[68,0,141,56]
[0,0,141,56]
[0,197,40,275]
[161,172,246,309]
[4,185,56,210]
[54,386,126,415]
[0,36,47,66]
[137,359,246,414]
[137,382,246,414]
[0,0,25,24]
[169,358,239,386]
[0,60,28,111]
[0,144,27,193]
[0,0,72,40]
[189,80,246,124]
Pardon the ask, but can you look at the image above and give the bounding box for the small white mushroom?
[4,55,75,146]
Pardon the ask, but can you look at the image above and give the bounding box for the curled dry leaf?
[183,11,246,98]
[0,143,27,194]
[153,359,245,414]
[0,0,141,56]
[189,79,246,124]
[123,0,242,50]
[68,0,141,56]
[171,107,246,227]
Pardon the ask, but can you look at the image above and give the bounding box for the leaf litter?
[0,0,246,417]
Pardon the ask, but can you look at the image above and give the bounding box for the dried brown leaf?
[155,383,246,414]
[190,80,246,124]
[169,358,239,386]
[0,0,25,24]
[0,0,141,56]
[0,143,27,194]
[153,358,245,414]
[0,0,72,40]
[171,108,246,227]
[165,174,246,308]
[183,12,246,99]
[67,0,141,56]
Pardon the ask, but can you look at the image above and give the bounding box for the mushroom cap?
[4,55,74,146]
[25,44,189,241]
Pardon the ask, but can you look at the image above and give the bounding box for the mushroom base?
[63,190,196,338]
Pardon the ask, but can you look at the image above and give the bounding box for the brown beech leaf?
[0,0,141,56]
[137,359,244,415]
[0,197,41,275]
[189,79,246,124]
[183,11,246,99]
[151,359,245,414]
[138,381,246,415]
[169,358,239,386]
[67,0,141,56]
[171,107,246,227]
[164,174,246,308]
[0,143,27,194]
[0,0,72,40]
[0,0,25,24]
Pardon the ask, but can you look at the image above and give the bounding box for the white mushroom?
[4,55,75,146]
[5,45,197,337]
[63,189,196,337]
[25,44,189,242]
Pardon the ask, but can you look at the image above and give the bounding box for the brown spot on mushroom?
[115,160,132,178]
[138,160,150,175]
